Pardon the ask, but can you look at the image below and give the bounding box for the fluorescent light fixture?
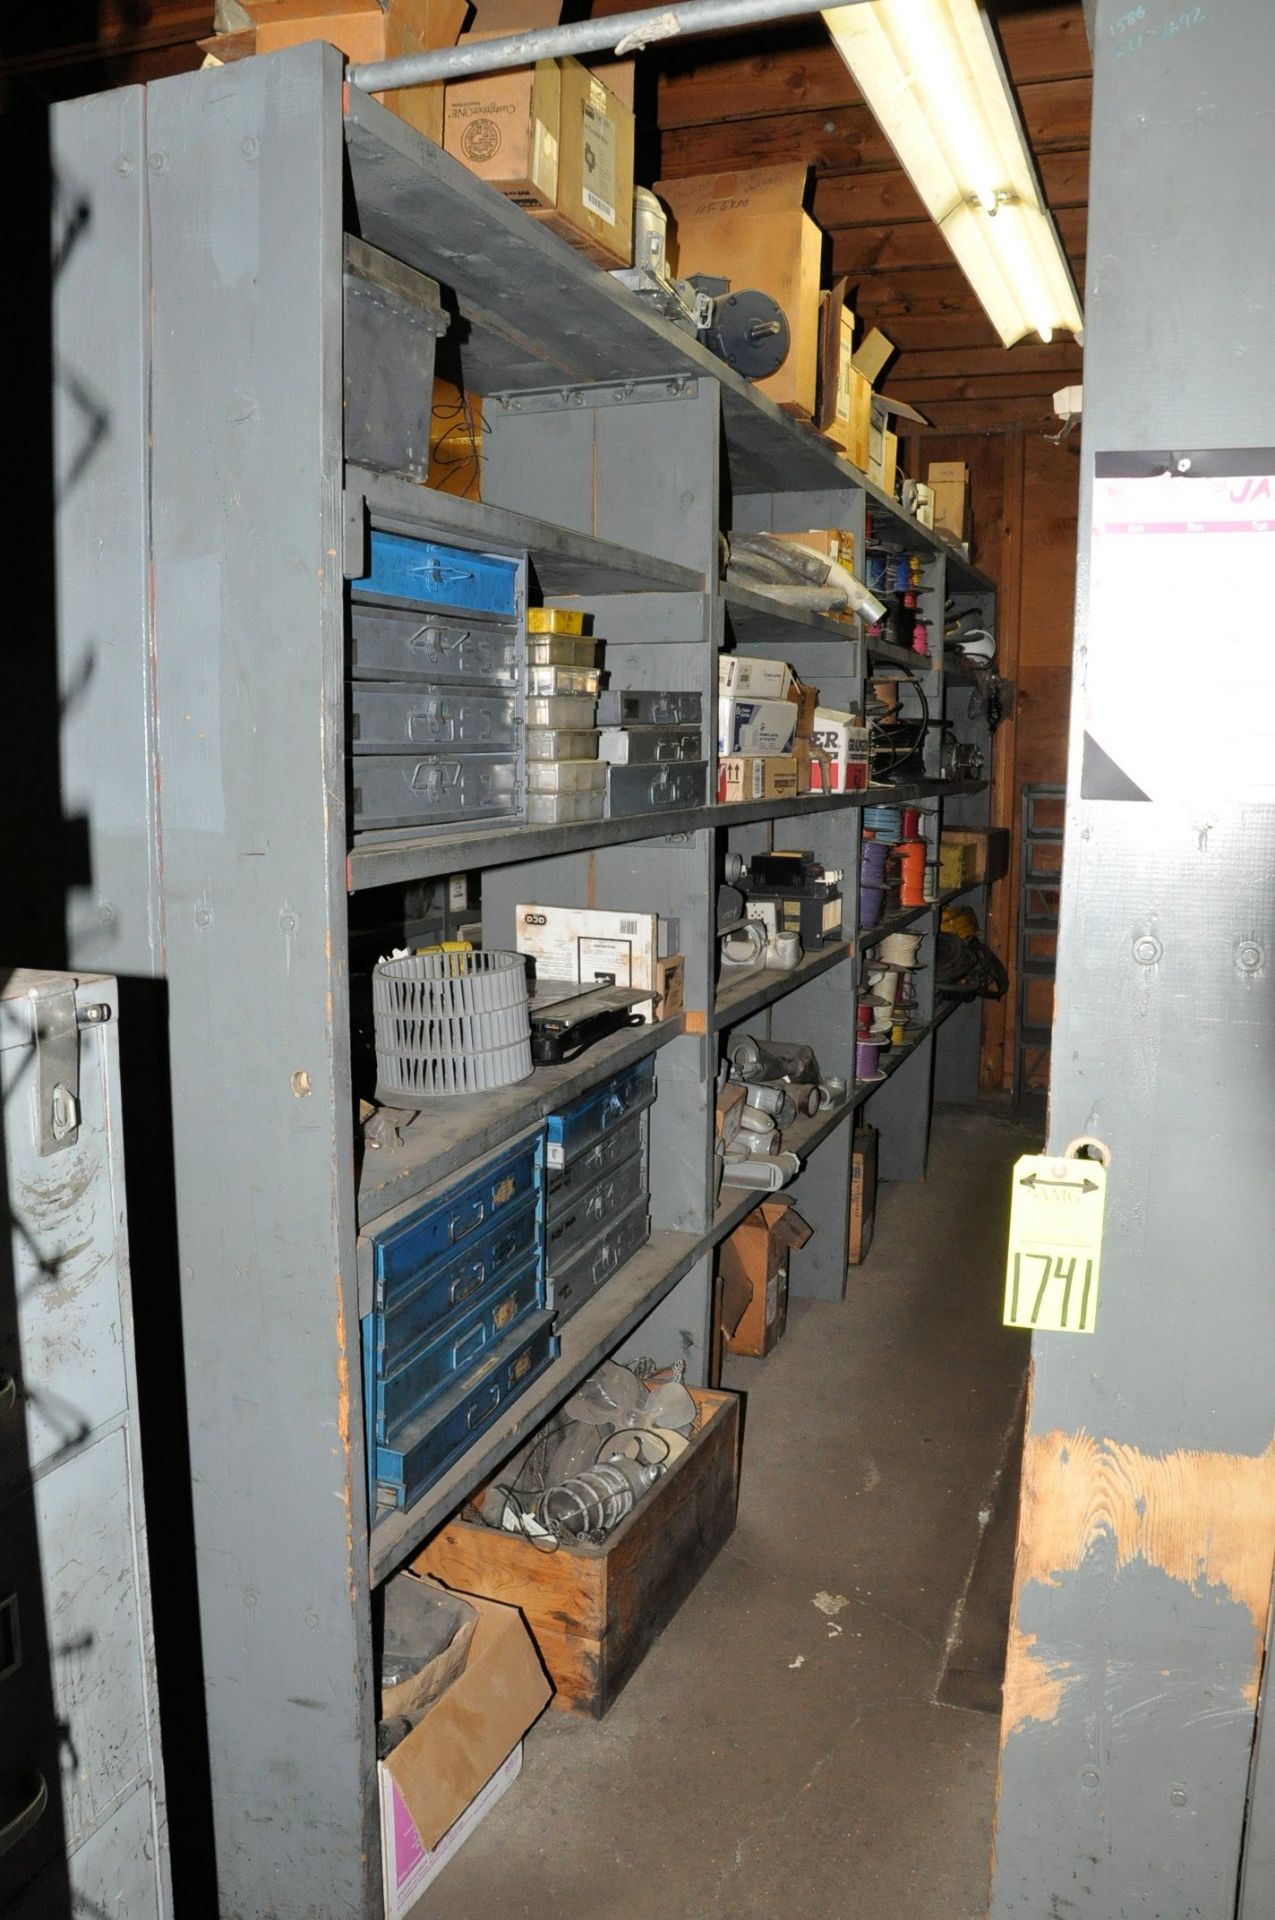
[822,0,1083,347]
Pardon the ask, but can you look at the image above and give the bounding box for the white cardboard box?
[809,709,871,792]
[516,903,660,1020]
[718,655,793,699]
[380,1742,522,1919]
[717,695,798,758]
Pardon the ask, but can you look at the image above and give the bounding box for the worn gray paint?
[144,47,379,1916]
[0,973,169,1913]
[991,4,1275,1913]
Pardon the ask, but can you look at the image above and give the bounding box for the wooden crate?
[413,1387,740,1717]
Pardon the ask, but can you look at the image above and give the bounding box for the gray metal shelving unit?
[1012,782,1064,1107]
[52,45,994,1917]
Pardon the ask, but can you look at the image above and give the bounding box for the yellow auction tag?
[1003,1152,1108,1333]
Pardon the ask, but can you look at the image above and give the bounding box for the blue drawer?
[369,1134,543,1305]
[378,1196,541,1356]
[351,532,519,618]
[371,1256,544,1442]
[546,1150,646,1276]
[370,1313,557,1516]
[544,1055,656,1170]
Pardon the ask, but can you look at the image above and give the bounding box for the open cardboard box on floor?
[719,1198,813,1357]
[656,164,822,419]
[378,1582,550,1916]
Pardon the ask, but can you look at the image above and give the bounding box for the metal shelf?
[723,585,864,652]
[370,1083,865,1577]
[869,639,935,673]
[357,1013,687,1228]
[349,465,705,599]
[712,938,853,1031]
[367,1222,703,1579]
[341,86,990,582]
[857,900,937,951]
[859,999,959,1090]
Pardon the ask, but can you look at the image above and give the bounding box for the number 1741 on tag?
[1003,1155,1108,1334]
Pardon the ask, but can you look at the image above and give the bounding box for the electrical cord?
[871,657,931,780]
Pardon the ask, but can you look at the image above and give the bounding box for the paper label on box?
[765,1270,779,1324]
[533,118,559,199]
[835,338,853,426]
[580,101,617,225]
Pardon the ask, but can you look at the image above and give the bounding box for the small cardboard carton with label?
[444,50,562,209]
[718,754,800,804]
[718,695,798,758]
[719,1198,813,1357]
[656,164,822,418]
[808,709,870,792]
[516,903,660,1019]
[529,61,634,268]
[927,460,971,544]
[718,655,793,700]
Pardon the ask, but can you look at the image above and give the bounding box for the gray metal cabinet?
[0,970,169,1917]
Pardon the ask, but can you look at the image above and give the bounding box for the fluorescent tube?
[822,0,1084,347]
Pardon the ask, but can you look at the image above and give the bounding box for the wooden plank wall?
[903,426,1079,1091]
[0,2,210,107]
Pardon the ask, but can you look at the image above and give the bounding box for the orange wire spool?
[897,839,927,907]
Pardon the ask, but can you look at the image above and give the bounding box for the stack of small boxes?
[596,690,707,818]
[524,609,605,825]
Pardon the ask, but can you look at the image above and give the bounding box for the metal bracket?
[30,983,80,1156]
[490,376,698,417]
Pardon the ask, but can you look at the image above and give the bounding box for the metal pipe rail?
[348,0,861,92]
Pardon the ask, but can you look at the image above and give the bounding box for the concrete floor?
[426,1107,1032,1920]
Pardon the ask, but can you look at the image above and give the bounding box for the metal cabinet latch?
[29,985,110,1157]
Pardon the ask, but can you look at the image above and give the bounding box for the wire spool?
[877,932,923,969]
[897,841,927,908]
[864,806,904,840]
[859,883,885,928]
[373,949,532,1098]
[856,1035,887,1081]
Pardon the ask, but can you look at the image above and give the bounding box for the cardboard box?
[941,827,1011,886]
[530,61,634,268]
[938,839,976,890]
[808,709,870,792]
[381,1575,478,1720]
[848,1127,878,1266]
[718,655,793,700]
[657,165,822,418]
[416,1389,740,1715]
[910,481,936,528]
[816,285,850,432]
[516,903,660,1018]
[927,460,970,543]
[793,735,831,795]
[717,754,800,804]
[381,1743,523,1920]
[444,54,562,210]
[787,675,819,739]
[243,0,467,143]
[718,696,798,758]
[720,1199,812,1356]
[655,952,685,1020]
[379,1590,549,1860]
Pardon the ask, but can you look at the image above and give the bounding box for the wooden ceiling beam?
[656,4,1090,129]
[904,395,1075,434]
[890,341,1083,381]
[658,74,1091,178]
[814,147,1090,231]
[890,368,1082,403]
[831,205,1087,277]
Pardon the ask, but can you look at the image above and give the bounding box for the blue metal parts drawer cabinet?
[361,1129,554,1519]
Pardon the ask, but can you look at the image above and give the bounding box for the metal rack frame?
[53,46,994,1916]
